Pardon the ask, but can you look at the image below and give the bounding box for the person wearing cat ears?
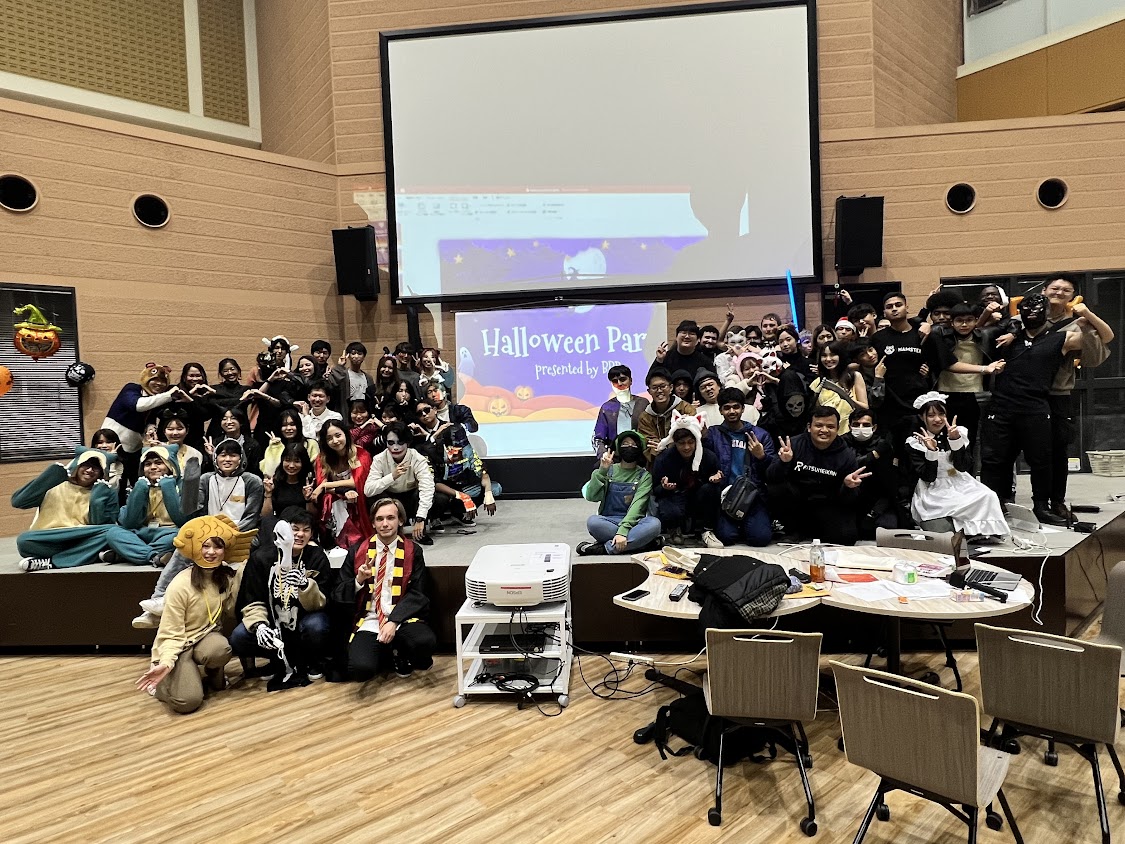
[101,362,186,489]
[13,447,119,571]
[652,411,723,547]
[702,389,777,547]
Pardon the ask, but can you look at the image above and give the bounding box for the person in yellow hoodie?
[136,515,256,713]
[103,445,189,566]
[12,447,119,571]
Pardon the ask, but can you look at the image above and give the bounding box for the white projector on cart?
[465,543,571,607]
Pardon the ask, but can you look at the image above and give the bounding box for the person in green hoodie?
[577,430,662,556]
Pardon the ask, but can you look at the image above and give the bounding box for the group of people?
[14,336,500,580]
[581,278,1113,554]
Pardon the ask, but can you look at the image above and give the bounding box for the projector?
[465,543,571,607]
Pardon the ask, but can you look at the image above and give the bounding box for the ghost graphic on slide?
[563,247,607,280]
[458,347,475,378]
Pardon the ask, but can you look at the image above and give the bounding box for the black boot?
[1033,503,1069,527]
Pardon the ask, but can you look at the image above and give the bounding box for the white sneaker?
[701,530,724,550]
[131,611,159,629]
[139,597,165,615]
[18,557,52,572]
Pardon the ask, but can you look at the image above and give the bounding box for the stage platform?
[2,475,1123,651]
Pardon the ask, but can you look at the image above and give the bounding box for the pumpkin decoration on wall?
[13,304,62,360]
[0,364,12,398]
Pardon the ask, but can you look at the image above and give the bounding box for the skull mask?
[785,394,806,417]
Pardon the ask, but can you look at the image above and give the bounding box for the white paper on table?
[826,553,896,572]
[881,580,953,599]
[835,581,900,602]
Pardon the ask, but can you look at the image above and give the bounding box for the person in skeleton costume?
[232,507,335,690]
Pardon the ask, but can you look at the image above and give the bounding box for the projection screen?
[381,1,820,302]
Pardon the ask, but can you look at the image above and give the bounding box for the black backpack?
[653,688,774,765]
[688,554,790,630]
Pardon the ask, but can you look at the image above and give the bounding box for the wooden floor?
[1,642,1122,844]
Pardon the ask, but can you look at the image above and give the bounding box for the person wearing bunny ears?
[904,392,1008,541]
[702,388,777,547]
[232,507,336,689]
[652,411,722,546]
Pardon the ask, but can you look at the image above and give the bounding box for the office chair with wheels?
[976,623,1125,844]
[703,629,822,836]
[871,527,965,690]
[1092,560,1125,729]
[832,660,1023,844]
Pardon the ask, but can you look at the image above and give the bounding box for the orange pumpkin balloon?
[0,365,12,398]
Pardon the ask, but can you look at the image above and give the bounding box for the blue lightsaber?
[786,269,799,331]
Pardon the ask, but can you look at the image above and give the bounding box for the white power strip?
[608,652,655,666]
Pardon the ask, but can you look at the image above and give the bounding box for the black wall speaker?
[834,195,884,275]
[332,226,378,301]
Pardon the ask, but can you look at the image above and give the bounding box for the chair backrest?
[831,661,981,807]
[975,623,1122,746]
[876,527,964,559]
[1101,561,1125,662]
[705,629,822,724]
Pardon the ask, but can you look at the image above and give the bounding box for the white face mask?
[851,425,874,442]
[614,388,632,403]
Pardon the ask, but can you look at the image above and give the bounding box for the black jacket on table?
[765,432,859,503]
[236,540,336,630]
[333,536,430,625]
[903,429,972,486]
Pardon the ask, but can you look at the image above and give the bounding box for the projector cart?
[452,599,572,708]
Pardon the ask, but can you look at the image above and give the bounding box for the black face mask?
[617,446,642,464]
[1019,294,1048,329]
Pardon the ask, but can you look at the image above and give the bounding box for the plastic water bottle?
[809,539,826,583]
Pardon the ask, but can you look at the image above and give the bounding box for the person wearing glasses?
[637,367,696,465]
[593,365,650,459]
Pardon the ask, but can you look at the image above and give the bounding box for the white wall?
[964,0,1125,65]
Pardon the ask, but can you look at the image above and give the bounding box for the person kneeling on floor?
[13,447,119,571]
[231,507,337,690]
[578,430,663,556]
[702,388,777,548]
[135,515,257,714]
[334,497,436,682]
[651,411,723,547]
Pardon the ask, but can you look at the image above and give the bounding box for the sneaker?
[139,596,165,615]
[416,533,434,546]
[98,549,118,563]
[701,530,724,550]
[306,663,325,681]
[267,670,311,692]
[576,540,604,557]
[668,529,684,547]
[18,557,52,572]
[150,551,173,568]
[392,648,413,678]
[456,510,477,525]
[131,611,159,629]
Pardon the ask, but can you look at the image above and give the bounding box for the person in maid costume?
[904,391,1009,542]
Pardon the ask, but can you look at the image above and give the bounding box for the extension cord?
[609,651,655,666]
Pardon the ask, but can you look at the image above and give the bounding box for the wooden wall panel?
[1046,19,1125,114]
[957,50,1049,122]
[256,0,337,163]
[820,115,1125,299]
[871,0,960,127]
[0,101,347,536]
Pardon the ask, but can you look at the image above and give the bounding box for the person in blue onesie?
[13,447,119,571]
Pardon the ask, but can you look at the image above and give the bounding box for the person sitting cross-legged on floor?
[577,430,663,556]
[651,411,723,547]
[230,507,336,690]
[702,388,777,548]
[334,497,436,682]
[13,447,119,571]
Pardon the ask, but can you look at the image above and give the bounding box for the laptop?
[965,565,1022,592]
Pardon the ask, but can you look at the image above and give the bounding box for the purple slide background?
[456,303,665,407]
